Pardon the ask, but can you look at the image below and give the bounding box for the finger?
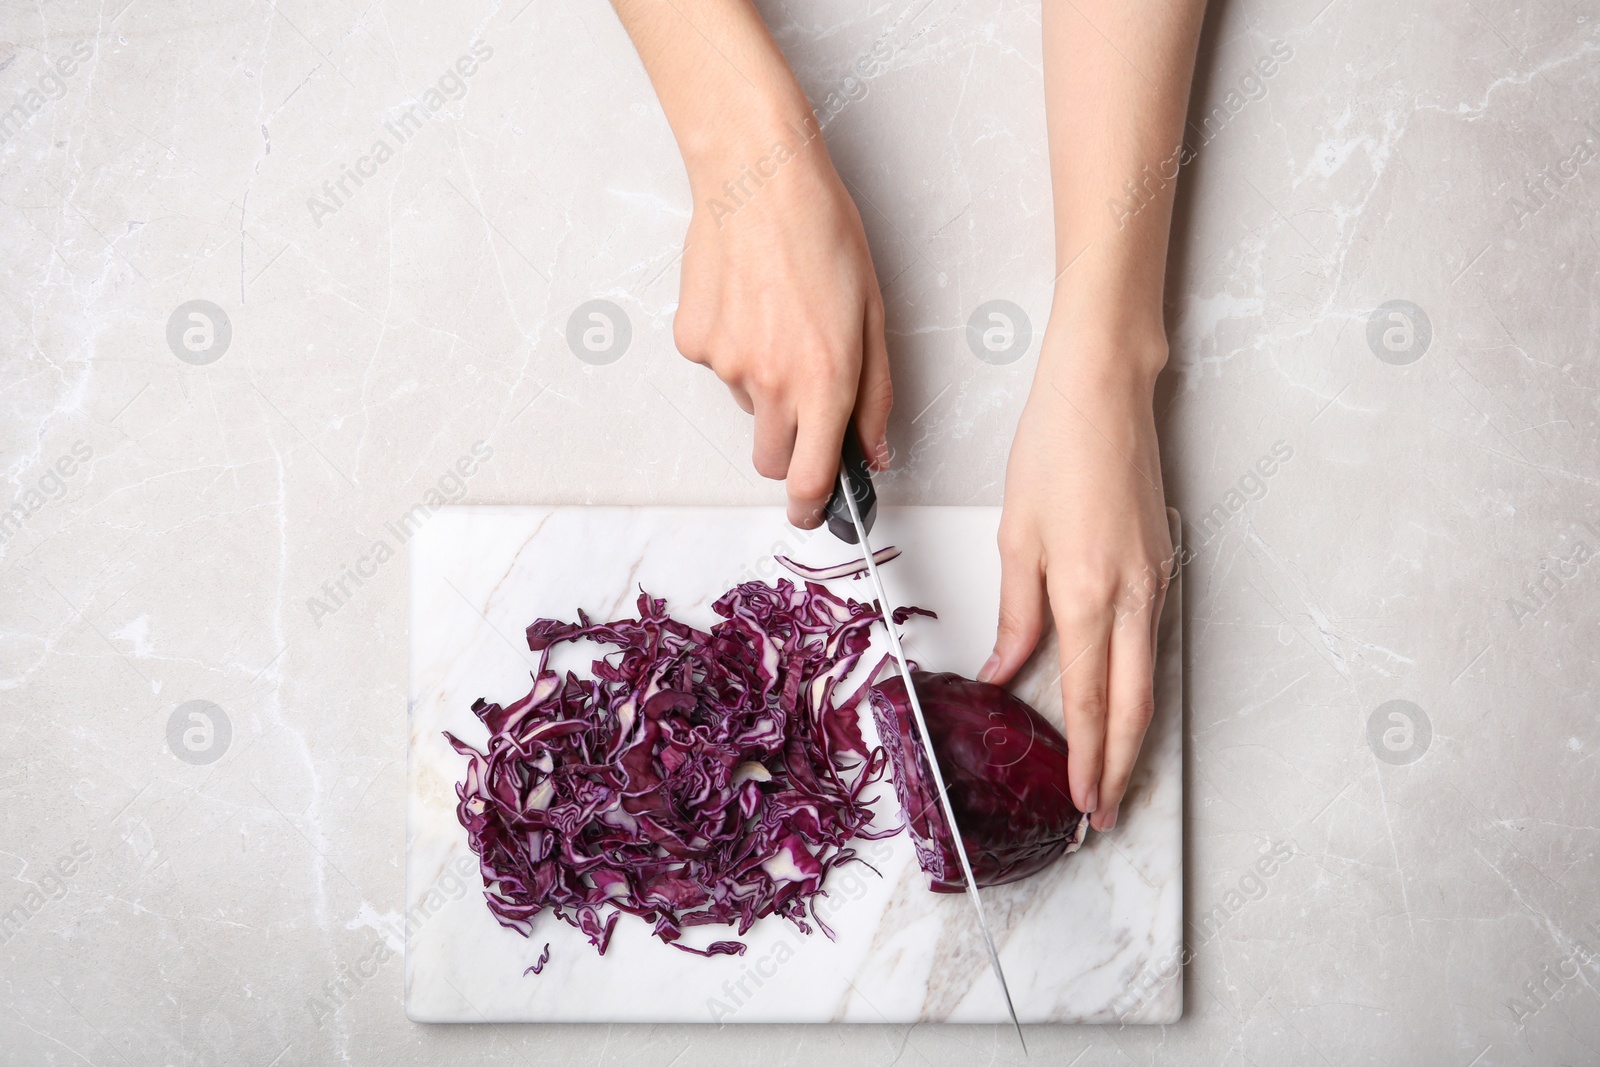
[1053,594,1111,817]
[752,403,797,483]
[785,401,852,529]
[853,298,894,471]
[728,382,754,415]
[1095,603,1158,832]
[979,534,1046,685]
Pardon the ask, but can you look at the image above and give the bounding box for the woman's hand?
[673,140,892,527]
[608,0,891,527]
[998,0,1203,832]
[979,325,1174,832]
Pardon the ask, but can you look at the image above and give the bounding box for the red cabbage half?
[868,671,1088,893]
[445,580,893,965]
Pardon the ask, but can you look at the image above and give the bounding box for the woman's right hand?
[609,0,892,525]
[673,130,893,528]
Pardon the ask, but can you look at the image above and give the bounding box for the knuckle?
[672,311,710,362]
[753,451,788,482]
[1111,589,1154,624]
[1054,572,1121,615]
[1120,695,1156,733]
[788,468,834,504]
[747,361,787,399]
[995,601,1036,641]
[997,521,1034,558]
[1064,682,1109,721]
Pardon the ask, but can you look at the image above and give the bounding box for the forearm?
[611,0,821,194]
[1041,0,1207,374]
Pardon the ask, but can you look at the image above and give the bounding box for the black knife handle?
[824,429,877,544]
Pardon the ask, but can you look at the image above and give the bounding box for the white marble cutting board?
[406,506,1182,1024]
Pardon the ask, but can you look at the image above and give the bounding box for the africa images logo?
[304,41,493,228]
[0,40,94,149]
[0,441,92,547]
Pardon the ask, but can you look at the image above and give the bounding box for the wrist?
[1035,314,1168,397]
[1043,262,1171,388]
[678,90,830,194]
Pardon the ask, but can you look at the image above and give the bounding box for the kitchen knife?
[826,446,1027,1050]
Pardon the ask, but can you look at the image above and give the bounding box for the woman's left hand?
[978,324,1174,832]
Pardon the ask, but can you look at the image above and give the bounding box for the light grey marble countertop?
[2,1,1596,1064]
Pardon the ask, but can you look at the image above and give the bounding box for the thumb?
[979,538,1046,684]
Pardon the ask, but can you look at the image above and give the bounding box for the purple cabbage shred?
[446,579,894,967]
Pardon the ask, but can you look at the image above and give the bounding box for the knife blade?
[827,449,1027,1050]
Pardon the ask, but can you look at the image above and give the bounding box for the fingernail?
[976,652,1000,683]
[876,435,890,469]
[1098,803,1119,832]
[1084,783,1099,814]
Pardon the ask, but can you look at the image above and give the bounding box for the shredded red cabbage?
[446,580,894,968]
[775,545,900,581]
[524,942,550,976]
[869,671,1087,893]
[890,605,937,625]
